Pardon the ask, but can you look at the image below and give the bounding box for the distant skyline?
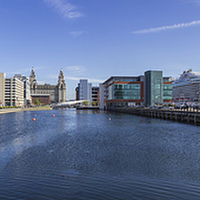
[1,0,200,99]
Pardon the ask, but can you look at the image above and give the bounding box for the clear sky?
[1,0,200,99]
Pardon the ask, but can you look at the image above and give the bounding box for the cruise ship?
[173,69,200,100]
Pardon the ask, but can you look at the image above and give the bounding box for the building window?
[113,84,141,100]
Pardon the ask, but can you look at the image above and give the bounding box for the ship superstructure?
[173,69,200,100]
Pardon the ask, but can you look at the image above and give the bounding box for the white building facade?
[0,73,5,106]
[5,77,24,107]
[14,74,31,106]
[78,79,92,105]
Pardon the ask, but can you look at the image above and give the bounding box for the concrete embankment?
[0,106,52,115]
[77,106,99,110]
[108,107,200,125]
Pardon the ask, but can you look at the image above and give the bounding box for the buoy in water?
[52,114,55,117]
[109,118,111,120]
[32,118,36,121]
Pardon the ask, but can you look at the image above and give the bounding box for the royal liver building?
[30,68,66,103]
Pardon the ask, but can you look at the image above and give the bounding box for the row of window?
[108,84,141,100]
[107,83,173,100]
[114,84,140,90]
[163,84,173,90]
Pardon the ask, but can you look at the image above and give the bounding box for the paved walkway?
[0,106,52,115]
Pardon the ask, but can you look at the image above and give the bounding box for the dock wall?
[108,107,200,125]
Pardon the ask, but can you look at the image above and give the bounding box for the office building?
[78,79,89,100]
[0,73,5,106]
[5,77,24,107]
[102,76,144,108]
[145,71,173,106]
[99,83,107,110]
[101,70,173,109]
[163,77,173,103]
[76,79,93,105]
[92,86,99,104]
[145,71,163,107]
[14,74,31,106]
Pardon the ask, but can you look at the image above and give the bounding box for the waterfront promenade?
[0,106,52,114]
[108,106,200,125]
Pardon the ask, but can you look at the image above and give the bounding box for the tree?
[92,101,97,106]
[82,100,88,106]
[35,99,40,106]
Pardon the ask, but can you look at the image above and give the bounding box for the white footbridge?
[52,100,87,108]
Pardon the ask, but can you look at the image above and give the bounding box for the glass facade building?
[102,72,172,109]
[107,84,141,100]
[103,76,144,107]
[145,71,163,107]
[163,83,173,101]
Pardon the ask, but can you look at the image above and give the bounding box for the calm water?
[1,109,200,199]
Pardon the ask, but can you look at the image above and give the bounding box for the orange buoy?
[32,118,36,121]
[52,114,55,117]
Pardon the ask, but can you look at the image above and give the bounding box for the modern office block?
[76,79,94,105]
[78,79,88,100]
[99,83,106,110]
[163,77,173,103]
[92,86,99,103]
[0,73,5,106]
[102,76,144,108]
[5,77,24,107]
[88,83,92,105]
[102,71,172,108]
[14,74,31,106]
[145,71,163,107]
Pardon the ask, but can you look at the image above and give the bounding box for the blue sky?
[1,0,200,99]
